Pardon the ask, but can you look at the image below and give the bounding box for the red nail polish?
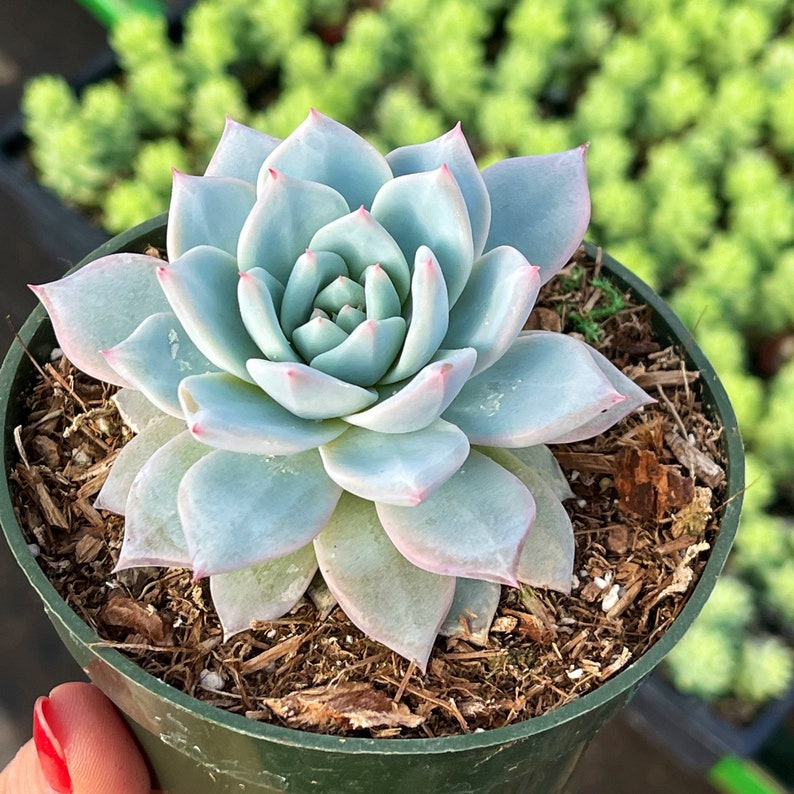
[33,696,73,794]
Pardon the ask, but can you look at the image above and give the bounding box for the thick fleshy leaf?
[116,431,210,570]
[239,171,349,283]
[482,448,574,594]
[376,450,534,585]
[95,414,185,515]
[439,578,501,645]
[247,359,377,420]
[262,110,392,210]
[318,419,469,506]
[541,339,655,443]
[314,276,366,315]
[167,172,256,260]
[112,388,168,433]
[309,207,411,301]
[310,317,406,387]
[158,246,261,382]
[103,312,219,418]
[371,166,473,306]
[509,444,574,501]
[335,305,367,334]
[483,146,590,284]
[381,247,449,384]
[237,268,299,363]
[314,492,455,669]
[178,449,341,577]
[292,317,349,361]
[363,264,401,320]
[443,332,626,447]
[344,348,476,434]
[30,253,171,387]
[280,251,348,339]
[387,123,491,258]
[204,117,281,183]
[179,372,347,454]
[210,546,318,640]
[444,246,541,377]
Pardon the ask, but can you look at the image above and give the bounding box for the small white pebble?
[579,569,589,578]
[198,670,225,691]
[593,576,608,590]
[266,629,277,639]
[345,635,354,645]
[96,417,111,435]
[601,584,621,612]
[567,668,584,680]
[49,347,63,362]
[570,470,580,482]
[27,543,40,557]
[576,498,587,509]
[570,574,580,591]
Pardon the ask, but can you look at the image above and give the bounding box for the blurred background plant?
[17,0,794,717]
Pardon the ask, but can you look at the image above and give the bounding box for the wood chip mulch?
[9,246,734,739]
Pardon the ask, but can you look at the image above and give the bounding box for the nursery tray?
[626,672,794,771]
[0,0,193,268]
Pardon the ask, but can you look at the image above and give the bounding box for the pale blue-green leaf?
[237,268,299,363]
[313,276,366,315]
[240,170,349,283]
[438,578,501,645]
[261,109,392,210]
[363,264,401,320]
[292,317,349,361]
[444,246,541,377]
[387,123,491,258]
[376,450,534,585]
[167,172,256,261]
[309,207,410,301]
[103,312,219,418]
[481,448,574,594]
[483,146,590,284]
[204,117,281,183]
[115,430,211,570]
[508,444,574,501]
[290,317,347,361]
[318,418,469,506]
[310,316,406,387]
[335,305,366,334]
[179,449,341,577]
[381,247,449,384]
[178,372,347,454]
[112,388,168,433]
[371,166,473,305]
[344,348,476,433]
[30,253,171,387]
[280,250,348,339]
[95,414,185,515]
[443,332,626,446]
[540,338,655,443]
[210,546,317,640]
[247,359,377,420]
[314,492,455,669]
[158,245,261,382]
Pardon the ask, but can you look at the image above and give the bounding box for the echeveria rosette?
[32,111,653,670]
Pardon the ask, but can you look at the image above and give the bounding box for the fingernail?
[33,696,73,794]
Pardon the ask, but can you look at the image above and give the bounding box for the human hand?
[0,683,154,793]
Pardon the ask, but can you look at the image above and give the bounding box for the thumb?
[0,682,153,794]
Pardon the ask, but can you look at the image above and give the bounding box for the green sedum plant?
[32,112,652,668]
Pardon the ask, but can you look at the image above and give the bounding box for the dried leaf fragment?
[264,683,425,731]
[671,487,713,538]
[103,597,174,646]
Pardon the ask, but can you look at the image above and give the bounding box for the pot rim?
[0,215,744,755]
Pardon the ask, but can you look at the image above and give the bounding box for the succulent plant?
[32,111,652,668]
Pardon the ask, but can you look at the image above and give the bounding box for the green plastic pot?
[0,216,744,793]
